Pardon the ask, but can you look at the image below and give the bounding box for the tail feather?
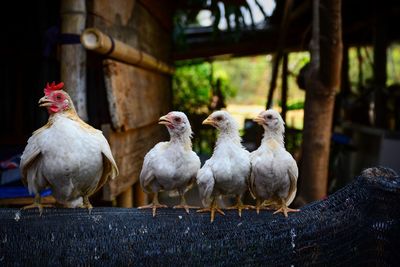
[196,166,215,207]
[285,171,297,206]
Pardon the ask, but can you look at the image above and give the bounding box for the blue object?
[332,132,351,145]
[0,187,52,199]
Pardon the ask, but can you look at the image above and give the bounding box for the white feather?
[20,113,118,207]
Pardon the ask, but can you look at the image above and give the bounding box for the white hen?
[250,109,299,217]
[139,111,201,217]
[197,111,251,222]
[20,82,119,214]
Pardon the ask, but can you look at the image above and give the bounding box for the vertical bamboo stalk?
[60,0,88,121]
[134,183,148,207]
[281,53,289,122]
[117,187,133,208]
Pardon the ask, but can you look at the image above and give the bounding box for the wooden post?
[299,0,342,202]
[341,44,350,97]
[373,9,387,128]
[281,53,289,122]
[117,187,133,208]
[266,0,293,109]
[60,0,88,121]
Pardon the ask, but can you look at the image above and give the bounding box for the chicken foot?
[226,195,252,217]
[138,192,167,217]
[173,194,199,214]
[197,198,225,223]
[273,198,300,217]
[250,199,271,214]
[81,196,93,214]
[21,194,53,216]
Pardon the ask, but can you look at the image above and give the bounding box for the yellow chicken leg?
[197,198,225,223]
[138,192,168,217]
[273,198,300,217]
[82,196,93,214]
[21,194,53,216]
[250,199,270,214]
[226,195,252,217]
[173,194,199,214]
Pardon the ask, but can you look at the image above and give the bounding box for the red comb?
[44,81,64,95]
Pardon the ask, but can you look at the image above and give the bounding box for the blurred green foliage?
[172,61,237,113]
[172,53,311,113]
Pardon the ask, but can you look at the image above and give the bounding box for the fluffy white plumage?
[20,87,118,214]
[139,111,201,216]
[197,110,251,222]
[249,109,299,216]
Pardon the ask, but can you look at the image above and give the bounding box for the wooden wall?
[86,0,173,202]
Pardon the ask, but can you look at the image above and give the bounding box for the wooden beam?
[60,0,88,120]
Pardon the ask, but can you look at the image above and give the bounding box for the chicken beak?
[38,96,53,107]
[159,115,172,125]
[253,115,265,125]
[202,117,215,126]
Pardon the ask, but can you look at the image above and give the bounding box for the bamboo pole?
[117,187,133,208]
[134,182,148,207]
[81,28,175,75]
[60,0,88,121]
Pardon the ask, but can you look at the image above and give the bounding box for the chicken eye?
[266,115,273,119]
[55,94,63,101]
[174,117,182,123]
[216,116,223,121]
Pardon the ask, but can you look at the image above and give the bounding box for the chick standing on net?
[139,111,201,217]
[20,82,119,215]
[197,111,251,222]
[250,109,299,217]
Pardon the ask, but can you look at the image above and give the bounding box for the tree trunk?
[299,0,342,202]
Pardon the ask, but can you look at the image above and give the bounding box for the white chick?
[139,111,201,217]
[250,109,299,217]
[197,110,251,222]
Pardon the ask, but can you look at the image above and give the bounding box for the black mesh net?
[0,167,399,266]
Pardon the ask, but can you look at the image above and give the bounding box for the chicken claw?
[138,193,167,217]
[226,195,251,217]
[197,198,225,223]
[173,195,199,214]
[273,200,300,217]
[21,194,53,216]
[249,199,271,214]
[81,196,93,214]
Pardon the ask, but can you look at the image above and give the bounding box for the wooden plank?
[88,0,171,62]
[103,124,166,200]
[103,59,170,131]
[0,196,56,206]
